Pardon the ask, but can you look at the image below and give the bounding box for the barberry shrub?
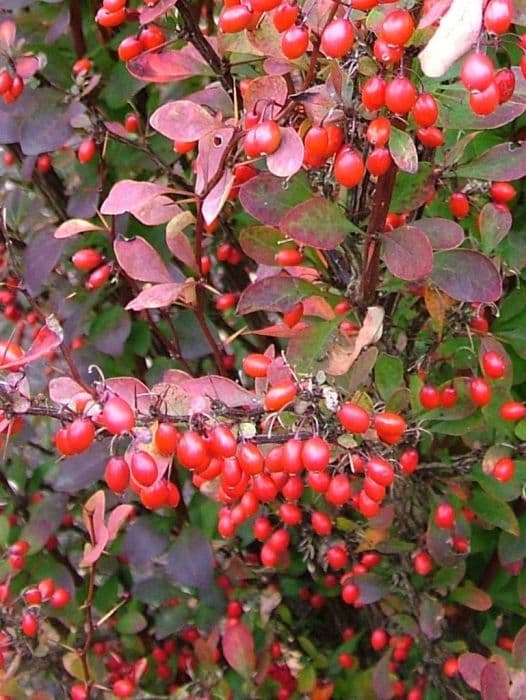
[1,1,526,699]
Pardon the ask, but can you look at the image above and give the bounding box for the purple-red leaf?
[266,126,304,178]
[244,75,288,119]
[0,322,62,371]
[382,226,433,281]
[0,19,16,51]
[431,250,502,302]
[114,236,172,284]
[178,376,259,410]
[450,582,493,611]
[80,490,108,567]
[415,217,464,250]
[140,0,177,23]
[166,212,198,273]
[456,141,526,181]
[150,99,218,141]
[239,172,311,226]
[127,46,213,83]
[280,197,353,250]
[353,573,388,605]
[202,170,235,225]
[512,624,526,667]
[101,180,179,225]
[237,275,320,315]
[480,659,510,700]
[479,202,512,251]
[222,623,256,679]
[166,526,215,590]
[195,127,235,196]
[125,281,191,311]
[372,652,394,700]
[54,218,104,239]
[459,653,488,691]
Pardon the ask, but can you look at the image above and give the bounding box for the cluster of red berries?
[0,69,24,105]
[71,247,113,291]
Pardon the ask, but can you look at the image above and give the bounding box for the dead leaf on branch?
[325,306,384,376]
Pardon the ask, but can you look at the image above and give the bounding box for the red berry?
[413,550,432,576]
[281,25,309,59]
[21,611,39,637]
[273,1,299,33]
[367,455,394,487]
[419,385,441,410]
[342,582,360,604]
[320,19,355,58]
[399,448,419,475]
[469,377,492,406]
[500,401,526,421]
[366,147,392,176]
[385,77,417,115]
[95,7,126,27]
[443,657,459,677]
[101,397,135,434]
[449,192,470,219]
[155,423,180,455]
[275,248,304,266]
[177,430,210,470]
[379,9,414,46]
[104,456,130,493]
[435,502,455,529]
[302,436,330,471]
[77,138,96,164]
[484,0,513,34]
[72,248,103,272]
[50,587,71,608]
[460,53,495,92]
[242,353,271,378]
[326,474,351,506]
[283,301,303,327]
[489,181,516,204]
[130,450,158,487]
[264,380,297,411]
[493,456,515,482]
[311,510,332,535]
[334,147,365,188]
[112,679,135,698]
[67,418,95,454]
[469,81,499,116]
[371,628,389,651]
[440,386,458,409]
[495,68,516,104]
[412,93,439,127]
[482,350,506,379]
[361,76,386,111]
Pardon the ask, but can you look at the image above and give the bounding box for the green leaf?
[117,610,148,634]
[389,126,418,173]
[155,605,191,639]
[239,171,312,226]
[239,225,282,265]
[390,163,434,214]
[286,319,340,373]
[237,275,330,315]
[375,353,404,401]
[470,490,519,535]
[450,582,493,611]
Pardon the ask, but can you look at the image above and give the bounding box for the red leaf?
[125,281,190,311]
[479,202,512,251]
[15,56,39,80]
[280,197,352,250]
[178,376,259,410]
[248,322,311,337]
[480,659,510,700]
[150,99,218,141]
[222,623,256,678]
[48,377,85,404]
[80,490,108,567]
[1,321,62,371]
[54,218,104,239]
[382,226,433,281]
[195,127,236,196]
[303,295,336,320]
[372,652,394,700]
[140,0,178,23]
[244,75,288,119]
[127,46,212,83]
[0,20,16,51]
[105,377,152,414]
[202,170,235,225]
[166,213,198,273]
[456,141,526,181]
[418,0,452,27]
[266,126,305,178]
[512,624,526,667]
[114,236,172,284]
[107,504,135,542]
[101,180,179,225]
[104,120,131,139]
[415,217,464,250]
[459,653,487,692]
[239,172,311,226]
[431,250,502,302]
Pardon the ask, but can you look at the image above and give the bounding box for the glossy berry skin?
[273,1,299,33]
[320,19,355,58]
[302,436,330,471]
[72,248,103,271]
[155,423,180,455]
[101,397,135,434]
[104,456,130,493]
[482,350,506,379]
[379,9,415,46]
[500,401,526,421]
[412,93,439,127]
[399,448,419,475]
[118,36,143,61]
[419,385,441,410]
[413,551,432,576]
[77,139,96,164]
[337,402,370,433]
[177,430,209,469]
[130,450,158,487]
[495,68,516,104]
[21,611,39,637]
[435,502,455,529]
[493,457,515,482]
[112,680,135,698]
[242,353,271,377]
[219,5,252,33]
[67,418,95,454]
[366,116,391,146]
[484,0,513,34]
[334,147,365,188]
[361,76,386,111]
[469,81,499,116]
[490,182,516,204]
[460,53,495,92]
[367,456,394,487]
[281,25,309,59]
[264,379,297,411]
[275,248,303,266]
[374,412,406,439]
[469,377,492,407]
[449,192,470,219]
[385,77,417,115]
[95,7,126,27]
[371,628,389,651]
[366,147,392,176]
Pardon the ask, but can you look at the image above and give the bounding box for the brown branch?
[177,0,236,96]
[68,0,88,60]
[358,164,398,307]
